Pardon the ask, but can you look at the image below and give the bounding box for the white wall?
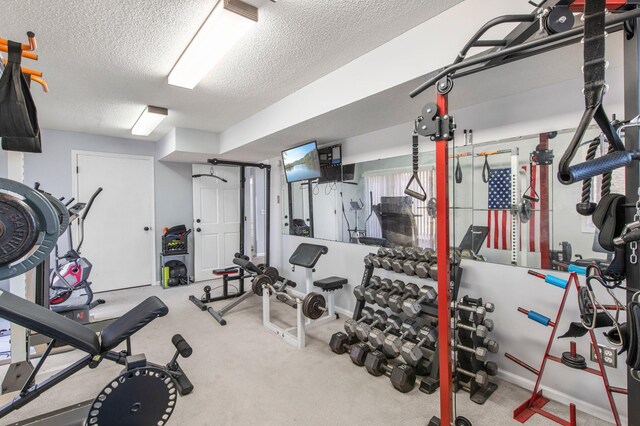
[20,129,193,281]
[271,75,627,423]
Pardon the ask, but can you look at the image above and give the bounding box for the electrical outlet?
[590,344,617,368]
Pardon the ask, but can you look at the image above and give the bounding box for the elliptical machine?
[49,187,105,322]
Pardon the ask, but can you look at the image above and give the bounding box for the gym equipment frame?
[410,2,640,424]
[188,159,271,325]
[260,244,344,349]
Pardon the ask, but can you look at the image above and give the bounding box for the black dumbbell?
[372,248,391,269]
[402,285,438,318]
[451,319,491,339]
[455,341,489,362]
[400,326,438,369]
[391,249,409,273]
[349,341,372,366]
[456,367,489,386]
[363,254,375,267]
[483,339,499,354]
[364,350,416,393]
[344,307,374,337]
[374,279,405,308]
[329,331,359,354]
[383,320,419,358]
[355,310,388,341]
[388,283,419,313]
[369,315,403,349]
[364,277,391,304]
[485,361,499,376]
[415,260,435,279]
[354,276,381,301]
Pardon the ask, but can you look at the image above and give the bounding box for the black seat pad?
[314,276,347,291]
[289,243,328,268]
[100,296,168,351]
[0,290,100,355]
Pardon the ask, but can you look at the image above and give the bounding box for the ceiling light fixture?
[131,106,168,136]
[168,0,258,89]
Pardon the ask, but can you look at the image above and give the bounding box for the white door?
[192,165,241,282]
[73,152,155,292]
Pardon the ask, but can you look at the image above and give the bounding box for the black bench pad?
[289,243,328,269]
[0,290,101,355]
[101,296,168,351]
[314,276,347,291]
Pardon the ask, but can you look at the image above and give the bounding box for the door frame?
[71,150,157,288]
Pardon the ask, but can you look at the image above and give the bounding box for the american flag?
[486,166,540,252]
[487,168,511,250]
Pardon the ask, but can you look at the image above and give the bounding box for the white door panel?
[193,165,240,282]
[74,152,154,292]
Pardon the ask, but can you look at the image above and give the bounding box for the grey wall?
[20,129,193,281]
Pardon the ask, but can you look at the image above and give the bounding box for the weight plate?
[302,292,326,320]
[41,192,69,237]
[0,178,60,280]
[455,416,473,426]
[426,197,437,218]
[86,367,177,426]
[518,199,533,224]
[252,274,272,297]
[0,194,39,265]
[545,6,575,35]
[262,266,279,284]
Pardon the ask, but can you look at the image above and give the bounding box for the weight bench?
[0,289,193,425]
[261,243,345,349]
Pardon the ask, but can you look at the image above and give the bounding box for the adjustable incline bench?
[0,290,193,425]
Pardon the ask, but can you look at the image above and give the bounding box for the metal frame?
[188,159,272,326]
[260,267,338,349]
[410,2,640,425]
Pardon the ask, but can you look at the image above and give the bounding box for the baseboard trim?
[497,369,626,425]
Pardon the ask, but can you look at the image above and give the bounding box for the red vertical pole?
[435,92,453,425]
[539,133,551,269]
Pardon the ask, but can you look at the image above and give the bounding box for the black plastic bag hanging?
[0,40,41,153]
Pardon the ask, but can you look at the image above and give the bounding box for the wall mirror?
[281,126,621,272]
[451,126,623,270]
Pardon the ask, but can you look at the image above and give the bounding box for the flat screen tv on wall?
[282,141,321,183]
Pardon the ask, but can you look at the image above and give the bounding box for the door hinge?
[76,166,79,173]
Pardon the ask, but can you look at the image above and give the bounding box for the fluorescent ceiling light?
[131,106,168,136]
[168,0,258,89]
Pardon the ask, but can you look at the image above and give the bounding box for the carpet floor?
[0,284,611,425]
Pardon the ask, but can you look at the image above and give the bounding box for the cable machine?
[407,2,640,424]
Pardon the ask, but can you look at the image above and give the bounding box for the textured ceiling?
[0,0,461,140]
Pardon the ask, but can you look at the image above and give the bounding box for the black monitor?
[282,141,321,183]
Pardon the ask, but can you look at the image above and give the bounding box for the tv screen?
[282,141,321,183]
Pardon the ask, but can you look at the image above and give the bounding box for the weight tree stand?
[505,270,625,426]
[188,159,271,326]
[408,2,640,424]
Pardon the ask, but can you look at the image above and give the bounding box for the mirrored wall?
[282,126,621,272]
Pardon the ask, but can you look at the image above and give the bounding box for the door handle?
[196,219,201,223]
[196,228,201,232]
[284,223,289,227]
[144,226,150,231]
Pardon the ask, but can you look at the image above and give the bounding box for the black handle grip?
[404,188,427,202]
[234,252,250,260]
[606,246,626,279]
[171,334,193,358]
[558,151,636,185]
[81,187,103,220]
[622,229,640,244]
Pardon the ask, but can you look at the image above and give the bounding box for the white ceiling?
[0,0,461,141]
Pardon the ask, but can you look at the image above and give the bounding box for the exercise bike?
[49,187,105,322]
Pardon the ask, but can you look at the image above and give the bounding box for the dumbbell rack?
[505,271,625,426]
[344,248,463,394]
[452,295,498,404]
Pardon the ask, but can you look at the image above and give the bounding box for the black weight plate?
[545,7,575,35]
[262,266,279,283]
[86,367,176,426]
[455,417,473,426]
[252,275,272,296]
[302,292,326,320]
[0,194,39,265]
[41,192,69,237]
